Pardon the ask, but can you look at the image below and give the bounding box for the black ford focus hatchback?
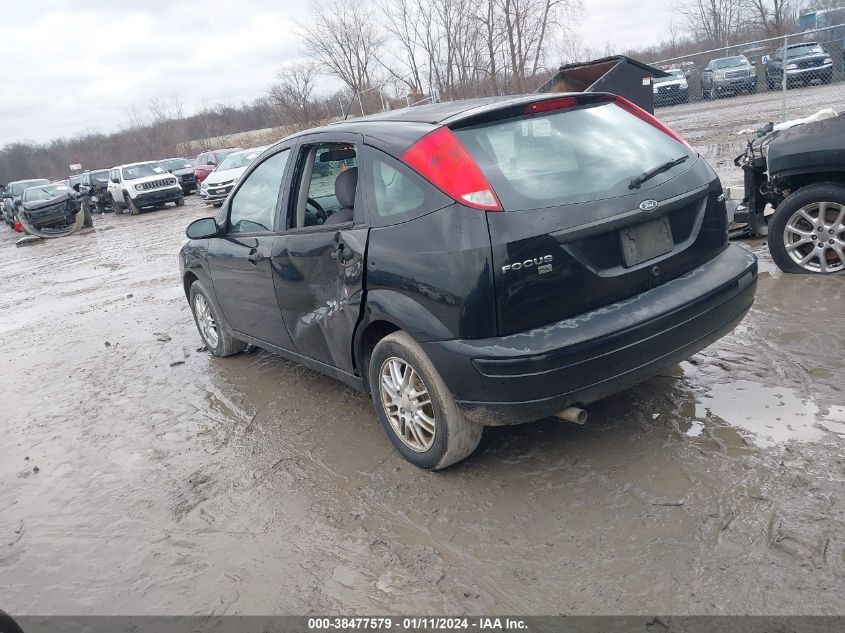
[180,93,758,469]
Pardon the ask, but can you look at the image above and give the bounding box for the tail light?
[402,127,502,211]
[13,221,23,233]
[613,95,692,149]
[524,96,578,114]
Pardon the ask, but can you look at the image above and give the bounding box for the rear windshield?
[455,102,693,211]
[91,170,109,183]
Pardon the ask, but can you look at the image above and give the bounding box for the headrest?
[335,167,358,209]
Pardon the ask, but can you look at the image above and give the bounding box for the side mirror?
[110,177,119,184]
[72,183,80,192]
[186,217,220,240]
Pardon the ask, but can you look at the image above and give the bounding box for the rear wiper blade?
[629,155,689,189]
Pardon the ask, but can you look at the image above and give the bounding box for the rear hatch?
[449,96,728,336]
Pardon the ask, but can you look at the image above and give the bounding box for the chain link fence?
[652,24,845,114]
[649,24,845,186]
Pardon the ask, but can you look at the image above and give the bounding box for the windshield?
[788,44,824,57]
[23,184,70,202]
[654,70,685,84]
[160,158,193,170]
[122,163,168,180]
[212,149,239,163]
[11,180,49,196]
[217,150,264,171]
[455,102,694,211]
[713,57,748,69]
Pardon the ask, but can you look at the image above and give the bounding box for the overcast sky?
[0,0,675,146]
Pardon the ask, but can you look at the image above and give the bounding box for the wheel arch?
[353,289,454,394]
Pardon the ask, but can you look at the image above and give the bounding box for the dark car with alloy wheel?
[731,115,845,273]
[179,93,758,469]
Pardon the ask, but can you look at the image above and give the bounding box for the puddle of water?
[693,380,824,448]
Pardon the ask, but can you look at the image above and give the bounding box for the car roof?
[226,146,268,157]
[278,93,609,140]
[120,160,162,168]
[332,94,557,126]
[9,178,49,185]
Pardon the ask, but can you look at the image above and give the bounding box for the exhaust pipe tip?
[556,406,588,425]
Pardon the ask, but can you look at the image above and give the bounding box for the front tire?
[175,196,185,207]
[125,193,140,216]
[768,183,845,274]
[369,331,482,470]
[188,280,247,357]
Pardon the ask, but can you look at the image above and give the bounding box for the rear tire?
[368,331,483,470]
[188,280,246,357]
[767,183,845,274]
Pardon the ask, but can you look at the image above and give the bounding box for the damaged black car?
[732,114,845,273]
[19,183,82,234]
[76,170,114,214]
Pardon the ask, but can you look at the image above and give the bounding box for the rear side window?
[365,148,449,225]
[454,102,694,211]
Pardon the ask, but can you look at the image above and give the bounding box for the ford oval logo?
[639,199,658,211]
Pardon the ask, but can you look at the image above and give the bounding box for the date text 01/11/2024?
[307,617,528,630]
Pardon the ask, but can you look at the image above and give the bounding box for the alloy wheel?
[193,293,219,348]
[379,357,436,452]
[783,201,845,273]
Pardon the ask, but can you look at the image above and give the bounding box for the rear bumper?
[422,245,758,426]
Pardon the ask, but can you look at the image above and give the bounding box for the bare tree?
[298,0,385,96]
[269,61,321,127]
[678,0,749,46]
[747,0,795,37]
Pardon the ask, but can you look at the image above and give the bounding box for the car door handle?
[330,243,351,263]
[247,249,265,264]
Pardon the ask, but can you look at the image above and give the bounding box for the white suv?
[108,161,185,215]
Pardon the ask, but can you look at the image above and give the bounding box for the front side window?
[228,149,290,233]
[291,142,358,228]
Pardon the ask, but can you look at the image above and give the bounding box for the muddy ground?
[1,155,845,616]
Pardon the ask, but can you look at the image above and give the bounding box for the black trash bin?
[537,55,669,114]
